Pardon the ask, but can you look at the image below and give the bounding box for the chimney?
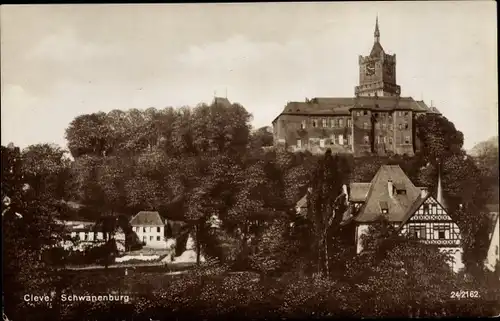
[420,187,428,199]
[388,180,393,198]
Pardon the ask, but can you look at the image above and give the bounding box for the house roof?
[353,165,421,223]
[130,211,165,226]
[349,183,371,202]
[273,96,437,123]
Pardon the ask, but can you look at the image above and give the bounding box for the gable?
[130,211,164,226]
[409,196,453,222]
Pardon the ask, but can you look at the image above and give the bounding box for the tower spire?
[436,160,446,209]
[374,15,380,43]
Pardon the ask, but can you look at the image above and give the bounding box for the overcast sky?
[1,2,497,150]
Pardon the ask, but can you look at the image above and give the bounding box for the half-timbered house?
[339,164,464,272]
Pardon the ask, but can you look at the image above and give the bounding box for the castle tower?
[355,17,401,97]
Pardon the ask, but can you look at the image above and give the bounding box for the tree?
[250,126,274,149]
[306,150,350,277]
[21,144,71,199]
[65,112,112,158]
[2,144,64,320]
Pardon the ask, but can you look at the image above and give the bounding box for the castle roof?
[370,41,385,57]
[130,211,165,226]
[273,96,437,123]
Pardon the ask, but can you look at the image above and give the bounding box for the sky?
[1,2,497,151]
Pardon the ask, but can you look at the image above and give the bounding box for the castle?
[272,17,441,157]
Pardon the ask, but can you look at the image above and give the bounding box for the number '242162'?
[450,291,480,299]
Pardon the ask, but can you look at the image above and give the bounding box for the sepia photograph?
[1,2,499,320]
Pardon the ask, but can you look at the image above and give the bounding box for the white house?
[130,211,167,248]
[484,204,499,273]
[58,220,126,252]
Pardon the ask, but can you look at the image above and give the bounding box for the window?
[157,236,161,241]
[363,110,368,115]
[389,137,393,144]
[438,231,445,239]
[319,139,325,148]
[398,124,403,130]
[356,111,360,117]
[312,120,317,128]
[150,236,153,241]
[409,226,426,239]
[363,122,368,129]
[330,119,335,128]
[157,227,161,233]
[84,233,88,241]
[331,135,336,145]
[364,136,370,144]
[404,122,409,130]
[301,120,306,129]
[143,236,146,242]
[338,135,344,145]
[405,136,411,144]
[404,111,409,117]
[339,119,344,127]
[322,119,327,127]
[297,139,302,148]
[423,204,429,213]
[398,111,403,117]
[347,119,352,127]
[143,227,146,233]
[334,119,339,127]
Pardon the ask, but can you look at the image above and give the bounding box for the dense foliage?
[2,102,499,320]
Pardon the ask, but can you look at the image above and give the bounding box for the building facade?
[130,211,168,248]
[58,220,126,252]
[272,18,441,157]
[484,204,499,273]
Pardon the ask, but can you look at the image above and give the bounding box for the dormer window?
[379,201,389,214]
[423,203,429,213]
[394,183,406,195]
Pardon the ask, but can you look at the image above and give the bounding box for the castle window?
[405,136,411,144]
[347,119,352,127]
[322,119,327,127]
[301,120,306,129]
[339,119,344,127]
[363,136,369,144]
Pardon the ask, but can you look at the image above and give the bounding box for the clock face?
[365,62,375,76]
